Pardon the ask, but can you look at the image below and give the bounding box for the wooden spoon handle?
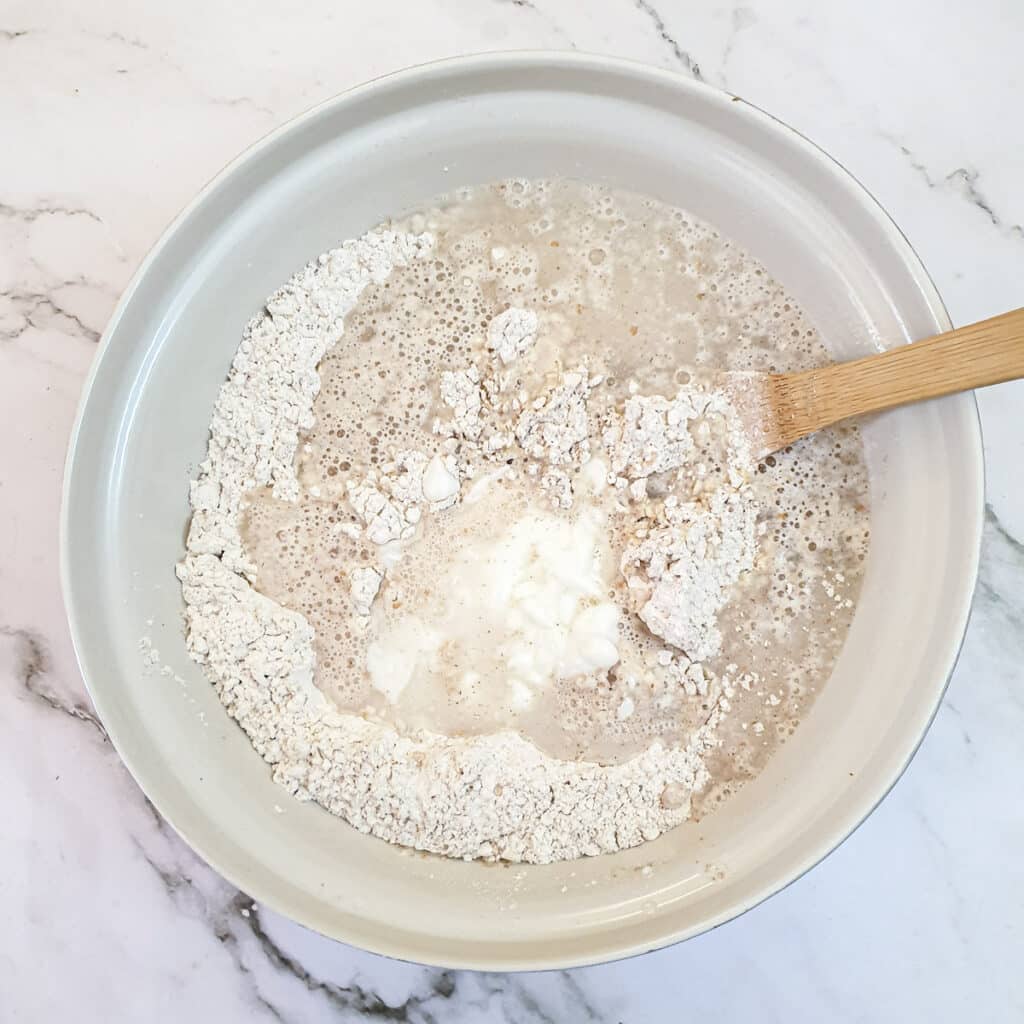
[772,307,1024,442]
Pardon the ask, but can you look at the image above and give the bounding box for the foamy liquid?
[239,178,870,798]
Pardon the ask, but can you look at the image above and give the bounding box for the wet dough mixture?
[177,179,870,862]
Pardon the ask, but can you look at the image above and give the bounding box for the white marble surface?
[2,1,1022,1019]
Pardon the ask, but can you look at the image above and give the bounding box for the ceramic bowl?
[62,53,982,969]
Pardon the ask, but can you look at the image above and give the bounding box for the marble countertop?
[3,2,1022,1020]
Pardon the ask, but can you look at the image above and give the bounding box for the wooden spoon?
[721,307,1024,459]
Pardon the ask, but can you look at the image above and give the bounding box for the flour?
[603,382,759,662]
[514,366,598,508]
[344,447,459,549]
[604,393,698,479]
[438,367,484,440]
[487,306,539,364]
[346,479,408,544]
[515,365,595,466]
[366,505,623,716]
[178,225,721,864]
[349,566,382,617]
[178,179,871,863]
[621,489,757,662]
[381,449,429,508]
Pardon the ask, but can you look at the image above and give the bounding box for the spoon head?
[686,368,780,463]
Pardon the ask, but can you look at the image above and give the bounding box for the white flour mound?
[607,392,759,663]
[177,228,719,864]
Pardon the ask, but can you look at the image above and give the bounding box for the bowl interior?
[63,55,981,969]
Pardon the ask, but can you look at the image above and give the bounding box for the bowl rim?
[60,50,984,970]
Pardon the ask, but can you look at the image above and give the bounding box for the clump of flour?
[488,306,538,364]
[606,388,759,662]
[622,490,757,662]
[515,365,598,508]
[177,229,725,863]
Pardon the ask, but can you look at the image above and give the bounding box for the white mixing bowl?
[62,53,982,969]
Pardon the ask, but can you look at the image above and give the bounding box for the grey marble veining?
[2,1,1022,1020]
